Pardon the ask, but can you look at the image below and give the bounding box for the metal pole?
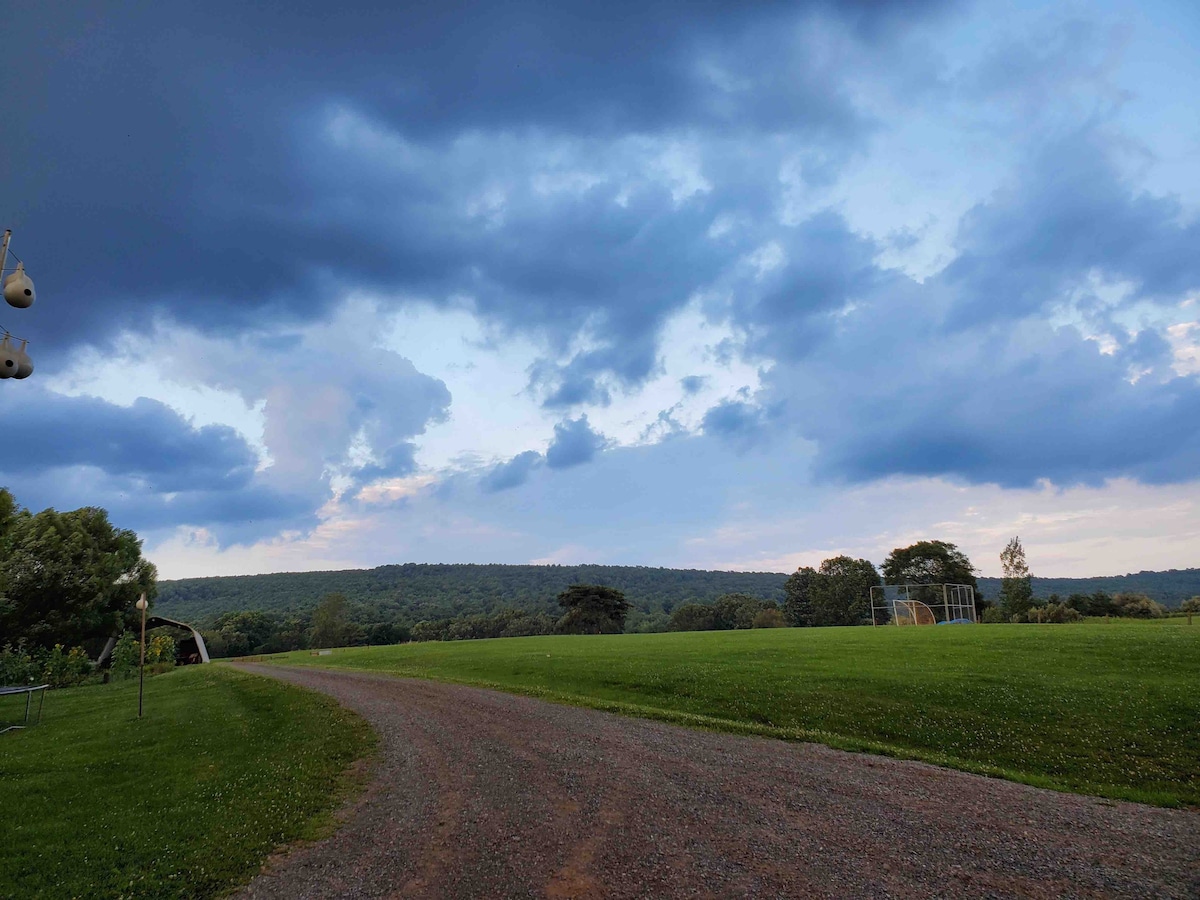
[138,599,146,719]
[0,230,10,278]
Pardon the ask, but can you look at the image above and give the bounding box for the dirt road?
[233,664,1197,899]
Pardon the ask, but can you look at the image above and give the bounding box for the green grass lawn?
[268,620,1200,807]
[0,665,373,900]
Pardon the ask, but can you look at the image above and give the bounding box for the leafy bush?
[670,596,780,631]
[0,643,40,685]
[1112,593,1165,619]
[1045,603,1083,624]
[110,632,139,679]
[1,642,93,687]
[41,644,93,687]
[981,607,1007,624]
[411,620,448,642]
[1017,603,1082,624]
[146,634,177,673]
[669,603,717,631]
[752,608,786,628]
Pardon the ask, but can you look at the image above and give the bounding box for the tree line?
[4,485,1196,665]
[157,563,790,622]
[160,558,1200,630]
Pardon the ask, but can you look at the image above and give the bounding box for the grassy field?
[266,620,1200,807]
[0,665,373,900]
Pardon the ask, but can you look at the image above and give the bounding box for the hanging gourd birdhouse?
[0,336,19,378]
[4,262,35,309]
[13,339,32,379]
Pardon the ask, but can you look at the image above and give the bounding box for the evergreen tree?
[554,584,630,634]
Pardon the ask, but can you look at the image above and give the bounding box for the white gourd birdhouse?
[3,262,35,309]
[0,336,19,378]
[13,340,32,379]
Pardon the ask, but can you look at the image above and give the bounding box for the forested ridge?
[978,570,1200,606]
[156,562,1200,625]
[157,563,790,623]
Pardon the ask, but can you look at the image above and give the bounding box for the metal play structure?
[1,683,47,734]
[870,584,977,626]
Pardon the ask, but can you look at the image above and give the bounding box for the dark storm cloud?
[763,245,1200,489]
[811,333,1200,488]
[545,416,608,469]
[0,391,309,535]
[481,450,544,493]
[1,0,947,370]
[940,133,1200,327]
[0,393,256,492]
[702,400,766,439]
[6,0,1196,539]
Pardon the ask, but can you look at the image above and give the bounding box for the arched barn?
[146,616,211,665]
[95,616,211,667]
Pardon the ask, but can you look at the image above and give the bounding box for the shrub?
[42,644,94,687]
[1045,603,1083,624]
[146,634,177,673]
[981,607,1006,624]
[669,603,717,632]
[110,632,140,679]
[411,620,449,642]
[0,643,40,685]
[752,608,786,628]
[1111,593,1165,619]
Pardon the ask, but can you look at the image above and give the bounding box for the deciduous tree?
[0,491,157,649]
[783,567,817,627]
[999,536,1033,618]
[309,592,354,648]
[810,556,881,626]
[881,540,982,615]
[555,584,631,634]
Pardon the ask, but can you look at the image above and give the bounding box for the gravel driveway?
[233,664,1198,899]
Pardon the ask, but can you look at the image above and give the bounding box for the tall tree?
[0,494,157,649]
[810,556,881,626]
[309,592,353,648]
[783,567,817,627]
[555,584,630,634]
[998,536,1034,618]
[881,540,982,615]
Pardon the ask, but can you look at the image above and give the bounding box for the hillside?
[156,563,790,624]
[977,569,1200,606]
[156,563,1200,624]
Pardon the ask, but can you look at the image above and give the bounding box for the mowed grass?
[0,665,373,900]
[269,620,1200,807]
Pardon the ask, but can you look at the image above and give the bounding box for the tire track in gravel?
[232,664,1199,900]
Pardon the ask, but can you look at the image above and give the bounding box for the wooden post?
[137,593,147,719]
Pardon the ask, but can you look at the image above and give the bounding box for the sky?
[2,0,1198,580]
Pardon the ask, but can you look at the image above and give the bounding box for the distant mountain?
[156,563,1200,624]
[978,569,1200,606]
[156,563,790,624]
